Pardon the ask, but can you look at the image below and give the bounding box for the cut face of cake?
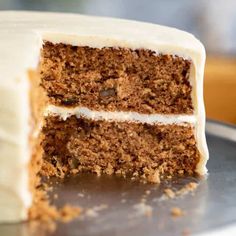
[0,11,208,223]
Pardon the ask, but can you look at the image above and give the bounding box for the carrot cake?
[0,11,209,223]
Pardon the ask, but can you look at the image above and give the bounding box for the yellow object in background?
[204,57,236,124]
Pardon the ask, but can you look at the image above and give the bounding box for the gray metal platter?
[1,120,236,236]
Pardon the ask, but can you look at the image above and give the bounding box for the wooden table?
[204,57,236,125]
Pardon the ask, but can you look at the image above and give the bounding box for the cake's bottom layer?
[41,116,200,183]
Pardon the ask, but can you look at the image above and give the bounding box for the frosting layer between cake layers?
[45,106,197,125]
[0,11,208,222]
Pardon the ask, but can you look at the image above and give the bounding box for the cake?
[0,11,209,223]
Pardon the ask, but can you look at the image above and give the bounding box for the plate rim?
[206,119,236,142]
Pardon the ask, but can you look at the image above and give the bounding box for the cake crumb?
[59,204,82,223]
[85,204,108,218]
[29,186,81,223]
[186,182,198,191]
[176,182,198,196]
[171,207,184,217]
[164,188,175,199]
[86,208,98,218]
[104,163,114,175]
[133,171,139,177]
[42,183,53,192]
[163,182,198,200]
[178,170,184,175]
[71,168,79,175]
[146,169,160,184]
[93,165,102,176]
[133,203,153,217]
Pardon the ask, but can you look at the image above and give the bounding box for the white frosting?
[0,11,209,222]
[46,105,196,125]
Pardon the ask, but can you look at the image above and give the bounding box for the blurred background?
[1,0,236,124]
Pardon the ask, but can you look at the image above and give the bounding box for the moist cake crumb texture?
[40,115,200,182]
[40,42,193,114]
[27,41,202,223]
[38,42,199,184]
[171,207,185,217]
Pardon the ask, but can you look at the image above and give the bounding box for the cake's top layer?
[0,11,205,87]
